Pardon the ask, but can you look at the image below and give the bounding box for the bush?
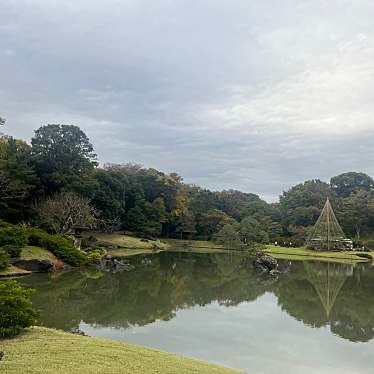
[0,220,28,248]
[84,247,105,265]
[1,244,22,258]
[0,280,37,337]
[27,228,86,266]
[0,249,9,271]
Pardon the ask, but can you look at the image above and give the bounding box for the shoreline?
[263,245,373,264]
[0,326,242,374]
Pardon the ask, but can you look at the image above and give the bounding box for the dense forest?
[1,121,374,247]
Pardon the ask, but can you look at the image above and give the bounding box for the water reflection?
[20,252,374,343]
[304,262,351,317]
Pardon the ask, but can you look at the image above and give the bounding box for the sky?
[1,0,374,202]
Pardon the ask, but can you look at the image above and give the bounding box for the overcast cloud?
[1,0,374,201]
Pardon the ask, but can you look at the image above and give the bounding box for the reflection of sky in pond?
[81,293,374,374]
[21,253,374,374]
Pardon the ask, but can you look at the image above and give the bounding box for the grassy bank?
[0,327,241,374]
[0,246,59,278]
[0,265,31,278]
[264,245,373,264]
[19,246,58,262]
[88,232,225,257]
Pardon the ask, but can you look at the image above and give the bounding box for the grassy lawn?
[0,327,241,374]
[20,246,57,262]
[164,238,225,253]
[86,232,226,257]
[87,232,168,249]
[264,245,373,264]
[0,246,58,277]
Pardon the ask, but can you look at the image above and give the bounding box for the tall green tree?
[31,124,97,193]
[175,211,196,239]
[279,179,331,232]
[331,172,374,198]
[214,222,241,249]
[239,216,269,245]
[338,190,374,239]
[0,138,39,222]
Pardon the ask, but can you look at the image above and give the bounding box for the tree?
[197,209,231,239]
[0,137,39,222]
[338,190,374,239]
[279,179,331,232]
[31,124,97,193]
[126,205,146,232]
[90,169,128,229]
[331,172,374,198]
[214,223,241,249]
[175,211,196,239]
[239,217,269,245]
[36,192,97,234]
[0,280,37,337]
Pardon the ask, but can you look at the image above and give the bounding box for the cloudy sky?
[1,0,374,201]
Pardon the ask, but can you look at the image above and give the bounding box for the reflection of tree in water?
[275,260,374,343]
[304,261,351,318]
[21,254,374,343]
[21,252,269,332]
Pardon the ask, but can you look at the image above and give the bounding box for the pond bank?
[0,326,241,374]
[264,245,374,264]
[86,232,226,257]
[0,246,60,278]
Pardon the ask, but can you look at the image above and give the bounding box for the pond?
[20,252,374,374]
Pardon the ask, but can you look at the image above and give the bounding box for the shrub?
[0,249,9,271]
[0,220,28,248]
[27,228,86,266]
[1,244,22,258]
[85,247,105,265]
[0,280,37,337]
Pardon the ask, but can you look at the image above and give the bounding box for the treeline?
[1,122,374,246]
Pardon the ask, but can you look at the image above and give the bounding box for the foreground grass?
[264,245,373,264]
[0,327,241,374]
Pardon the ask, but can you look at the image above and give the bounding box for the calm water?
[20,252,374,374]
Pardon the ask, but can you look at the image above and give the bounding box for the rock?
[13,258,54,273]
[95,255,135,272]
[253,252,278,273]
[70,328,86,336]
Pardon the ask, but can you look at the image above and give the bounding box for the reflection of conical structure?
[304,261,351,317]
[306,198,347,251]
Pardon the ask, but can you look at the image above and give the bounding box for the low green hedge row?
[27,228,86,266]
[0,220,88,267]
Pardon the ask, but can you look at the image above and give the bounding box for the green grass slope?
[0,327,242,374]
[264,245,373,264]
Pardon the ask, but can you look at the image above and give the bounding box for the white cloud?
[1,0,374,201]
